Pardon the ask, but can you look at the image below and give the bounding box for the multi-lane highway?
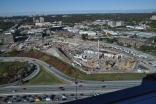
[0,82,142,103]
[0,56,152,103]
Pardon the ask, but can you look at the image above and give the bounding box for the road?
[0,57,145,84]
[0,82,142,104]
[0,56,154,103]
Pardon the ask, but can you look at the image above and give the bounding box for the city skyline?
[0,0,156,16]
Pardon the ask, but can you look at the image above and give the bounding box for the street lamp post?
[75,79,78,99]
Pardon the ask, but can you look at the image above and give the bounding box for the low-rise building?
[3,33,14,44]
[116,21,124,27]
[118,37,149,47]
[150,15,156,20]
[108,21,116,27]
[79,31,96,36]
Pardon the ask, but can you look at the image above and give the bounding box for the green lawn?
[23,66,66,85]
[39,55,50,61]
[78,73,148,81]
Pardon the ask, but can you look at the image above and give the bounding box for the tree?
[118,42,123,46]
[133,34,138,38]
[29,48,34,52]
[81,34,88,40]
[11,49,18,55]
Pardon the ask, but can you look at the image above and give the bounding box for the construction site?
[20,37,140,73]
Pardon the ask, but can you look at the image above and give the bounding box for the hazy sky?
[0,0,156,15]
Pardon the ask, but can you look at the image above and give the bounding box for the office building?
[150,15,156,20]
[116,21,124,27]
[33,17,35,23]
[35,19,39,23]
[40,17,44,23]
[108,21,116,27]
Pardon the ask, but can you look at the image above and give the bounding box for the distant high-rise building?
[35,19,39,23]
[150,15,156,20]
[40,17,44,23]
[33,17,35,23]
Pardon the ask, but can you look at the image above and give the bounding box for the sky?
[0,0,156,15]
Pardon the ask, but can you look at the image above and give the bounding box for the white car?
[12,90,16,92]
[8,101,13,103]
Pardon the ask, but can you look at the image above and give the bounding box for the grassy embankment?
[23,66,66,85]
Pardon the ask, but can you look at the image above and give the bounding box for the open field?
[23,66,66,85]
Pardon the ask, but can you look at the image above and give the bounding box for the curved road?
[0,57,145,85]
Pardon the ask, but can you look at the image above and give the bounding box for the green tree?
[82,34,88,40]
[11,49,18,55]
[133,34,138,38]
[29,48,34,52]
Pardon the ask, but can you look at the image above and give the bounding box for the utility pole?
[89,80,104,97]
[98,35,99,60]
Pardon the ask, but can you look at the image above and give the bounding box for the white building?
[116,21,124,27]
[35,22,51,27]
[126,26,135,29]
[150,15,156,20]
[28,28,46,34]
[103,29,119,35]
[108,21,116,27]
[40,17,44,23]
[18,25,33,30]
[79,31,96,36]
[35,19,39,23]
[93,20,107,25]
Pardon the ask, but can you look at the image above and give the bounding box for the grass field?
[39,55,50,61]
[77,73,148,81]
[23,66,66,85]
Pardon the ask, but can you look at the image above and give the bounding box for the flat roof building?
[3,33,14,44]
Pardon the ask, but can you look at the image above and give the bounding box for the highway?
[0,83,142,104]
[0,56,153,103]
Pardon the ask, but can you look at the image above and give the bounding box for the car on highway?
[93,93,100,96]
[21,88,25,90]
[59,87,64,89]
[12,90,17,92]
[70,94,74,96]
[55,98,59,100]
[23,99,28,102]
[102,86,106,88]
[79,80,82,82]
[7,100,13,103]
[80,93,84,96]
[61,88,65,91]
[73,98,77,100]
[79,85,83,87]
